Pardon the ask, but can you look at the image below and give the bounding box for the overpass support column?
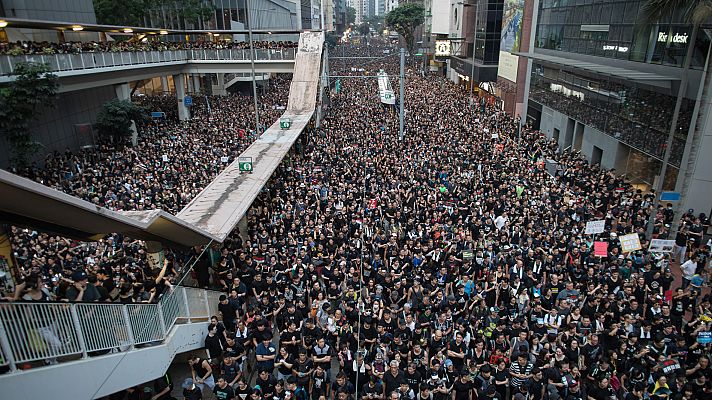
[174,74,190,121]
[193,75,202,93]
[214,73,227,96]
[161,76,170,94]
[114,83,138,146]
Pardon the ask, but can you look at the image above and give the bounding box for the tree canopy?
[0,63,58,167]
[346,6,357,26]
[95,100,146,145]
[385,3,425,54]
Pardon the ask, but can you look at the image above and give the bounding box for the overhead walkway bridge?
[0,31,325,399]
[0,48,297,93]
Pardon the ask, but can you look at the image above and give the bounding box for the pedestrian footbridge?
[0,286,223,399]
[0,48,297,93]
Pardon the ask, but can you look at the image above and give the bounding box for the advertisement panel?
[498,0,524,83]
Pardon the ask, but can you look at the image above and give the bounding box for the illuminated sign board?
[435,40,451,56]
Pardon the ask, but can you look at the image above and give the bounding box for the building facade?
[443,0,504,85]
[522,0,712,218]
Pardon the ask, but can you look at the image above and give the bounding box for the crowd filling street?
[1,41,711,400]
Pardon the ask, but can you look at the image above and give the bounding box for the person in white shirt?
[680,255,699,289]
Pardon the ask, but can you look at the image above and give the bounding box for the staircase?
[0,286,223,399]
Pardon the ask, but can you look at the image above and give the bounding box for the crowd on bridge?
[0,39,297,56]
[1,43,711,400]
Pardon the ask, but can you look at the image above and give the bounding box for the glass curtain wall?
[529,62,694,167]
[535,0,711,69]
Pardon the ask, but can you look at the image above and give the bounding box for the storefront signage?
[435,40,451,56]
[658,32,688,44]
[602,45,629,53]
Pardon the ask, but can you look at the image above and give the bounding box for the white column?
[161,76,170,93]
[174,74,191,121]
[193,74,201,93]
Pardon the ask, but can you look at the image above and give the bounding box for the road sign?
[335,79,341,94]
[238,157,253,172]
[151,111,165,118]
[279,118,292,129]
[660,191,681,201]
[184,96,192,106]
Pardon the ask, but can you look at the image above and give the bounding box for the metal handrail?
[0,47,296,75]
[0,286,219,373]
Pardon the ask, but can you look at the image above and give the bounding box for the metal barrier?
[0,47,297,75]
[0,286,219,372]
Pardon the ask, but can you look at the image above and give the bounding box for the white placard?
[162,154,169,162]
[220,156,229,163]
[491,133,499,139]
[649,239,675,253]
[585,219,606,235]
[620,233,642,252]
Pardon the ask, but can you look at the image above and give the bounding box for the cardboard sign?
[585,220,606,235]
[620,233,642,252]
[649,239,675,253]
[594,241,608,257]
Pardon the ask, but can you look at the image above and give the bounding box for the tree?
[95,100,146,145]
[385,3,425,54]
[325,33,340,49]
[358,22,371,37]
[0,63,58,168]
[346,6,357,26]
[638,0,712,239]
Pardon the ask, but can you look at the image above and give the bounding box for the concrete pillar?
[174,74,191,121]
[214,73,227,96]
[114,83,138,146]
[161,76,169,94]
[193,74,201,93]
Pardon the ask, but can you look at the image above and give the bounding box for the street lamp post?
[247,0,261,134]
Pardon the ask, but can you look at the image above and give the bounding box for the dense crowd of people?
[4,76,291,303]
[2,41,711,400]
[0,39,297,55]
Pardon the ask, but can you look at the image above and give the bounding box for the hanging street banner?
[620,233,642,252]
[377,69,396,105]
[585,219,606,235]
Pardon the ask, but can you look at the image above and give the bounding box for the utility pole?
[247,0,261,134]
[399,48,405,141]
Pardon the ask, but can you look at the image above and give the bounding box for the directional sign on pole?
[238,156,253,172]
[184,96,193,106]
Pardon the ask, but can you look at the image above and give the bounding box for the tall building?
[445,0,504,85]
[521,0,712,216]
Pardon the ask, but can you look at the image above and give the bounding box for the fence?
[0,47,297,76]
[0,286,219,373]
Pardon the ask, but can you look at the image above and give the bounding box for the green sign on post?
[335,79,341,94]
[280,118,292,129]
[238,156,253,172]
